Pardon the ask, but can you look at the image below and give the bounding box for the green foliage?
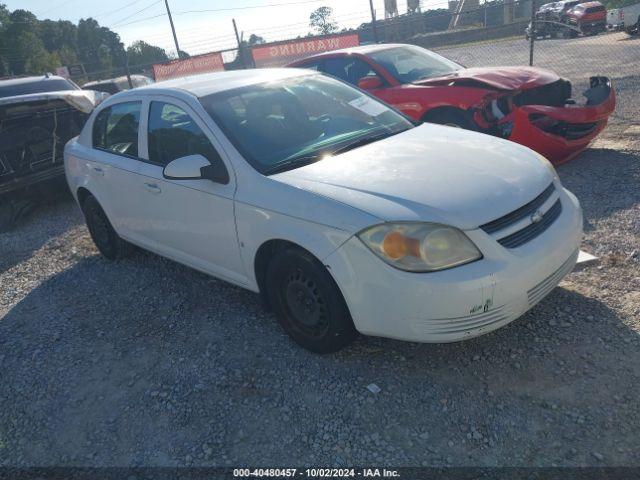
[247,33,266,45]
[606,0,639,8]
[310,6,338,35]
[0,3,166,80]
[126,40,169,73]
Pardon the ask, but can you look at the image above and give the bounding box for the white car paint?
[64,69,583,344]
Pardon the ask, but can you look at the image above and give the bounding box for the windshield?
[369,45,463,84]
[200,74,414,175]
[0,78,79,98]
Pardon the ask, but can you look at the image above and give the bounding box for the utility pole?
[484,2,488,28]
[369,0,379,43]
[529,0,536,66]
[164,0,182,59]
[125,54,133,89]
[232,19,247,69]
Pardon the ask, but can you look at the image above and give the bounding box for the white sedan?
[64,69,583,353]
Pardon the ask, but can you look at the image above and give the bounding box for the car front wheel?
[82,195,133,260]
[266,247,357,353]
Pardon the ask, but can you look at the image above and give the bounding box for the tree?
[309,6,338,35]
[0,4,9,75]
[9,31,57,75]
[77,18,127,79]
[126,40,169,71]
[0,4,176,79]
[247,33,265,45]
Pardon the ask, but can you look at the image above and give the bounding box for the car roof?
[0,75,68,86]
[84,75,149,86]
[577,1,603,7]
[292,43,412,61]
[131,68,312,98]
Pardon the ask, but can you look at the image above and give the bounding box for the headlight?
[358,222,482,272]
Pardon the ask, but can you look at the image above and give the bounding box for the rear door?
[88,99,147,245]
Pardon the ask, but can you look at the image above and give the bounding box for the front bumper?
[500,77,616,165]
[324,187,583,343]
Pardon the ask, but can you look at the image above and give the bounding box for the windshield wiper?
[265,130,406,175]
[328,130,401,156]
[415,71,457,82]
[265,155,321,175]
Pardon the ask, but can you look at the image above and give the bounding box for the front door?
[135,98,246,286]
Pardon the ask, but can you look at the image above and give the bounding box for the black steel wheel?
[82,195,132,260]
[266,247,356,353]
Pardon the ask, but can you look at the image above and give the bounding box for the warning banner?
[251,33,360,68]
[152,52,225,81]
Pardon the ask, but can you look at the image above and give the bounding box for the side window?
[322,57,381,86]
[147,101,221,166]
[92,101,141,157]
[296,60,322,71]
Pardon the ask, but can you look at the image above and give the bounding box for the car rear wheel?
[82,195,133,260]
[265,247,357,353]
[424,109,478,131]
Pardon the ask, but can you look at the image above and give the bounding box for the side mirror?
[357,76,383,90]
[163,154,229,184]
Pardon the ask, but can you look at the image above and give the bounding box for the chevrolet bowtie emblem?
[531,209,544,224]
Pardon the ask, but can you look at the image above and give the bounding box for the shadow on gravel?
[0,193,81,275]
[1,248,638,466]
[557,148,640,229]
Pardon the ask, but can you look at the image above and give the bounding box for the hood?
[0,90,109,113]
[414,66,561,91]
[272,124,554,230]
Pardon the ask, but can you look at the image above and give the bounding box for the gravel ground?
[1,38,639,468]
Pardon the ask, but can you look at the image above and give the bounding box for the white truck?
[619,2,640,34]
[607,8,624,29]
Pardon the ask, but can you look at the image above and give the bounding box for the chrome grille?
[481,183,556,235]
[497,199,562,248]
[480,183,563,249]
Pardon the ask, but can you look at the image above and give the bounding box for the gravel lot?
[1,35,639,468]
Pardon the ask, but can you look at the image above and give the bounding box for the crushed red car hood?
[414,66,561,91]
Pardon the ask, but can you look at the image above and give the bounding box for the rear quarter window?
[92,101,141,158]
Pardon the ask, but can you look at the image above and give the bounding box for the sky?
[9,0,449,56]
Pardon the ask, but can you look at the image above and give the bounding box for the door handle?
[144,182,161,194]
[91,165,105,176]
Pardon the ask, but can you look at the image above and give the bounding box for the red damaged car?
[288,44,615,164]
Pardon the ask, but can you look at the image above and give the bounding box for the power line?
[92,0,149,21]
[109,0,346,28]
[110,0,164,27]
[111,12,167,28]
[174,0,334,15]
[37,0,79,17]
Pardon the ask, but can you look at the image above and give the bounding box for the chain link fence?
[73,1,639,129]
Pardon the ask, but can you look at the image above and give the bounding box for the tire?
[81,195,133,260]
[424,109,478,131]
[0,200,13,233]
[265,247,357,353]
